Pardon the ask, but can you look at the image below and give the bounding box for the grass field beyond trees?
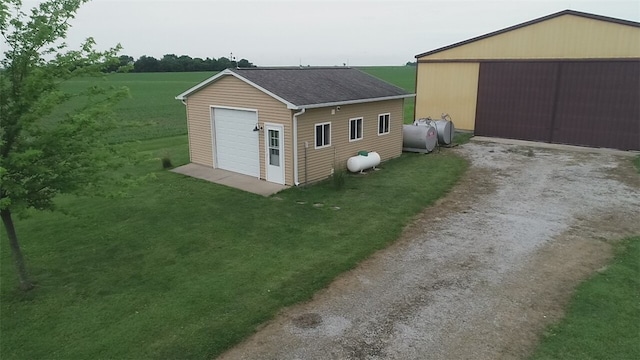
[57,66,416,143]
[0,66,444,359]
[58,72,215,143]
[360,66,416,122]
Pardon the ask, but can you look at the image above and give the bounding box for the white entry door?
[265,124,284,184]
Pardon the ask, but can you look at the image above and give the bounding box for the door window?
[268,129,280,166]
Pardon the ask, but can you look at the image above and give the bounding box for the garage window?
[315,122,331,149]
[349,117,363,141]
[378,113,390,135]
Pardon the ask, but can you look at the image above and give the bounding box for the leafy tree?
[129,55,257,72]
[119,54,134,66]
[116,54,134,72]
[191,57,207,71]
[158,53,179,72]
[237,59,254,68]
[0,0,129,290]
[203,57,219,71]
[104,54,134,73]
[133,55,159,72]
[216,56,233,70]
[177,55,193,71]
[133,55,160,72]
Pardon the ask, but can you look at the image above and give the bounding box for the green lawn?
[531,236,640,359]
[1,141,465,358]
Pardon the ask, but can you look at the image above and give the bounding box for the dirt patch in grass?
[292,313,323,329]
[531,236,640,359]
[219,142,640,360]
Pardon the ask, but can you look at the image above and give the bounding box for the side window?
[349,117,363,141]
[378,113,390,135]
[315,122,331,148]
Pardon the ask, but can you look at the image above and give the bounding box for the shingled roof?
[175,67,414,110]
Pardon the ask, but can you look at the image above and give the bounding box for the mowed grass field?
[1,66,458,360]
[59,71,215,142]
[360,66,416,123]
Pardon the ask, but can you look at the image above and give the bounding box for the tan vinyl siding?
[415,62,479,131]
[185,76,294,184]
[418,15,640,61]
[185,98,213,167]
[296,100,403,184]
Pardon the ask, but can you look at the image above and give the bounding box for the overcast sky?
[24,0,640,66]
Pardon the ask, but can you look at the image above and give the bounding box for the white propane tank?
[347,151,381,173]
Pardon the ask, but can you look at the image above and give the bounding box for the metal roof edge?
[298,94,416,110]
[414,9,640,59]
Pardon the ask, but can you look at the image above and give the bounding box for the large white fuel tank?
[347,151,381,173]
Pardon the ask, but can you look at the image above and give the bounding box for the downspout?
[180,98,192,163]
[413,61,418,121]
[292,108,306,186]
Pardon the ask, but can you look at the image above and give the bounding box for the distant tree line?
[104,54,256,73]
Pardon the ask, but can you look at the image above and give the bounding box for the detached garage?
[176,67,413,186]
[415,10,640,150]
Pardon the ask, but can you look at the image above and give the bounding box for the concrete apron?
[171,164,289,197]
[470,136,640,157]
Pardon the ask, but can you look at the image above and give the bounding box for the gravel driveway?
[219,141,640,360]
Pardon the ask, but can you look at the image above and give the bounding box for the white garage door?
[213,108,259,177]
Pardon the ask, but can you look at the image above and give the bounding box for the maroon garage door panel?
[553,61,640,150]
[475,62,558,141]
[475,61,640,151]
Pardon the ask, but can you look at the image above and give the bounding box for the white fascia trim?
[175,69,231,100]
[297,94,415,110]
[175,69,299,110]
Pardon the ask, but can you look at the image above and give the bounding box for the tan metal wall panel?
[415,62,479,130]
[296,100,404,184]
[185,76,294,184]
[418,15,640,61]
